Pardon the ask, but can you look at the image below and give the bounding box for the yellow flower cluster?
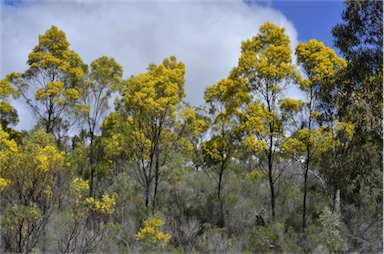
[281,137,306,154]
[243,134,267,154]
[0,177,10,191]
[35,82,64,100]
[32,145,64,173]
[71,178,89,210]
[85,193,117,215]
[280,98,304,112]
[135,217,172,247]
[71,178,117,216]
[335,122,355,141]
[296,39,347,85]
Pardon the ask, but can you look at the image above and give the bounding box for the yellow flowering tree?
[136,217,171,250]
[76,56,123,197]
[0,78,20,141]
[70,177,117,218]
[233,22,300,220]
[0,128,64,253]
[54,177,117,253]
[176,105,210,171]
[288,39,348,229]
[202,73,248,227]
[8,25,85,137]
[102,56,185,214]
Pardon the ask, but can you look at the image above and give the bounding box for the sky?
[1,0,345,131]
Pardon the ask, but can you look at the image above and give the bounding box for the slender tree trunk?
[89,132,95,197]
[152,142,160,215]
[268,155,276,220]
[145,179,150,208]
[269,172,275,220]
[18,224,23,253]
[218,162,225,227]
[302,156,309,231]
[266,97,276,220]
[152,124,162,215]
[268,139,276,220]
[47,96,55,135]
[303,95,313,231]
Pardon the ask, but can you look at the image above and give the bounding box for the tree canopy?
[1,5,382,252]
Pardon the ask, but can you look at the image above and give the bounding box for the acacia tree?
[0,128,64,253]
[0,78,20,140]
[176,105,210,171]
[53,177,117,253]
[202,76,247,227]
[233,22,299,220]
[103,56,185,214]
[8,26,85,140]
[287,39,347,230]
[77,56,122,197]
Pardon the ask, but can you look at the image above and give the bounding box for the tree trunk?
[268,135,276,220]
[302,159,309,231]
[89,132,95,197]
[152,144,160,215]
[152,124,162,215]
[218,162,225,227]
[145,179,150,208]
[302,141,311,231]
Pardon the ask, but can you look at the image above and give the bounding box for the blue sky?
[271,0,344,49]
[1,0,347,131]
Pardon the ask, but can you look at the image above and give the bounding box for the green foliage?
[306,207,348,253]
[332,3,382,228]
[245,223,284,253]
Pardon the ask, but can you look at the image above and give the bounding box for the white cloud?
[1,0,300,131]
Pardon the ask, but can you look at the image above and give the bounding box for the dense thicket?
[1,2,382,253]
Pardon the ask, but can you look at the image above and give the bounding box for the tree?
[176,105,210,171]
[233,22,298,220]
[135,216,171,251]
[77,56,122,197]
[103,56,185,214]
[292,39,347,230]
[332,0,382,193]
[0,128,64,253]
[332,0,382,127]
[308,206,348,253]
[8,26,85,140]
[53,177,117,253]
[0,77,20,141]
[332,2,383,250]
[202,76,247,227]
